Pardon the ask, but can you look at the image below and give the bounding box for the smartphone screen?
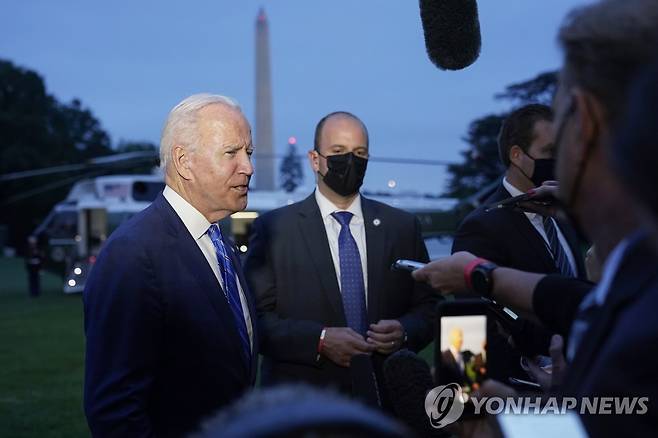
[438,314,487,398]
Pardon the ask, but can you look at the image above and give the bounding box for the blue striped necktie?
[542,216,575,277]
[207,224,251,364]
[331,211,368,336]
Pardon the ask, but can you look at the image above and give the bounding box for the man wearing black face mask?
[451,104,586,384]
[245,111,436,405]
[453,104,585,279]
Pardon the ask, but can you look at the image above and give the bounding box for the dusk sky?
[1,0,593,195]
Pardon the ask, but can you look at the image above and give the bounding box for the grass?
[0,258,88,438]
[0,257,435,438]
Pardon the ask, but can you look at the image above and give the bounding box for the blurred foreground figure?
[84,94,258,437]
[194,385,410,438]
[415,0,658,436]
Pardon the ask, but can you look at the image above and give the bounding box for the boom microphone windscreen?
[419,0,482,70]
[383,349,444,437]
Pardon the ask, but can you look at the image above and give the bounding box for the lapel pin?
[373,218,381,227]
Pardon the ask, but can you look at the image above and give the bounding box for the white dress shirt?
[502,177,578,275]
[315,187,368,305]
[163,185,253,348]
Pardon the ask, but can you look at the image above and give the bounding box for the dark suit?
[561,234,658,436]
[453,184,585,277]
[452,183,586,380]
[244,193,436,398]
[439,350,473,387]
[83,193,258,438]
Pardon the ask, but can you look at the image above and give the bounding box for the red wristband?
[463,257,489,290]
[317,328,327,354]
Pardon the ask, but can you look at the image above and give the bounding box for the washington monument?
[254,8,274,190]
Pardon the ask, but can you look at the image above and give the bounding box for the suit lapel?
[493,185,557,273]
[362,197,385,324]
[154,195,248,370]
[297,194,346,324]
[563,235,658,394]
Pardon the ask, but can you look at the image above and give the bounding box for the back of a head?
[193,384,410,438]
[558,0,658,126]
[497,104,553,167]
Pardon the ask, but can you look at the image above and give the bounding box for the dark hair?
[194,384,409,438]
[558,0,658,126]
[313,111,369,152]
[497,104,553,167]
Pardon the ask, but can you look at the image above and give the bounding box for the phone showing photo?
[436,300,488,399]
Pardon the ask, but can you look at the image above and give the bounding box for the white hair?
[159,93,241,170]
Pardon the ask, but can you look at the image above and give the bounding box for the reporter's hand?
[366,319,404,354]
[525,334,567,391]
[321,327,375,367]
[517,180,560,217]
[412,251,477,294]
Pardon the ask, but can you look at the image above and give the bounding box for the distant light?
[288,136,297,145]
[388,180,397,189]
[68,279,77,287]
[231,211,259,220]
[74,235,82,242]
[73,267,82,276]
[239,245,248,253]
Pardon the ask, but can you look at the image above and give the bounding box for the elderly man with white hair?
[83,94,257,438]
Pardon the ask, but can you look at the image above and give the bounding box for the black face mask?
[514,152,555,187]
[528,155,556,187]
[317,151,368,197]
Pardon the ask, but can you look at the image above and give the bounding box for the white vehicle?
[34,172,456,293]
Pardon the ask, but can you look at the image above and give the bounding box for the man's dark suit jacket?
[83,193,258,438]
[439,350,473,387]
[453,184,586,276]
[560,234,658,436]
[452,183,586,379]
[244,193,437,397]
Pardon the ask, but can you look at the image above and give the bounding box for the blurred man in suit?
[245,111,436,404]
[84,94,258,437]
[453,103,584,278]
[452,104,586,381]
[439,328,473,388]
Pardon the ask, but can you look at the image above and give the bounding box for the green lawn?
[0,257,435,437]
[0,258,88,438]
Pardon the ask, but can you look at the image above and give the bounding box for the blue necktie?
[207,224,251,364]
[543,216,575,277]
[331,212,368,336]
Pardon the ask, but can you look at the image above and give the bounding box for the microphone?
[419,0,482,71]
[383,350,443,437]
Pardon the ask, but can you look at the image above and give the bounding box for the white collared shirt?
[315,187,368,304]
[502,177,578,276]
[163,185,253,348]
